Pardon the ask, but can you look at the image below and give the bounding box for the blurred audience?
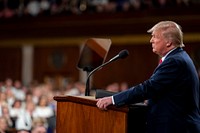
[0,0,198,18]
[15,101,35,132]
[64,81,85,96]
[32,95,54,119]
[1,105,13,128]
[105,82,120,92]
[0,77,129,132]
[0,116,9,133]
[0,78,59,132]
[13,80,26,101]
[105,82,129,92]
[31,125,47,133]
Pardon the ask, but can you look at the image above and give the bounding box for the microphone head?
[118,49,129,59]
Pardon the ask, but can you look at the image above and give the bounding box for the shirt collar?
[161,47,177,61]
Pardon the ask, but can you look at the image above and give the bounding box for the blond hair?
[147,21,185,47]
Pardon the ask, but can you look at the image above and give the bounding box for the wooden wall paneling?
[0,47,22,81]
[33,45,80,89]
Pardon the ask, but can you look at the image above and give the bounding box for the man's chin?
[152,49,157,54]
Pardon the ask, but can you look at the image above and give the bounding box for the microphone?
[85,49,129,96]
[109,49,129,62]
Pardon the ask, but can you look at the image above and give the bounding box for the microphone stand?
[83,66,93,96]
[85,49,129,96]
[85,60,115,96]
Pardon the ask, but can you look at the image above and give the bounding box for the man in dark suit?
[96,21,200,133]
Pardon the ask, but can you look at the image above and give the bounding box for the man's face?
[150,30,168,57]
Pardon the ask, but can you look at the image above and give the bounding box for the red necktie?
[159,59,162,65]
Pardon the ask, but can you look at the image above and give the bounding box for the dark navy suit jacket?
[113,47,200,133]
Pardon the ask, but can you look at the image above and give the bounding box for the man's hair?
[147,21,185,47]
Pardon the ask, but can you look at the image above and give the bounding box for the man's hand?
[96,96,113,110]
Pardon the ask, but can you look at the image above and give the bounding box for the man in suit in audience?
[96,21,200,133]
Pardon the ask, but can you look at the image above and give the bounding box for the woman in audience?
[1,105,13,128]
[32,94,54,132]
[0,116,9,133]
[33,95,54,119]
[31,125,47,133]
[15,101,35,132]
[10,99,23,120]
[32,117,47,132]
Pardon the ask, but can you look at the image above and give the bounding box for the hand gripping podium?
[54,95,147,133]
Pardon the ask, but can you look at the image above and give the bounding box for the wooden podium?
[54,95,147,133]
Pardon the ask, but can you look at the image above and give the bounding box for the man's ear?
[166,41,172,47]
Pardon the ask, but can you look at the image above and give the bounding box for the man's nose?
[150,38,153,43]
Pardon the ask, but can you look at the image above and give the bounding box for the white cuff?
[111,96,115,105]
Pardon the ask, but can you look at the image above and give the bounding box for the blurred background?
[0,0,200,91]
[0,0,200,132]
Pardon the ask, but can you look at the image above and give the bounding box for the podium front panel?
[54,96,128,133]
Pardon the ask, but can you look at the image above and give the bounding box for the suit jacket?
[113,47,200,133]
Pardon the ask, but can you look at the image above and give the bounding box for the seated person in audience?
[31,125,47,133]
[32,117,47,133]
[10,99,23,121]
[15,101,35,132]
[0,116,9,133]
[32,117,46,126]
[1,105,13,128]
[32,95,54,119]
